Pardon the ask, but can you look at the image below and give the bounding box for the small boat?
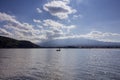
[56,48,61,51]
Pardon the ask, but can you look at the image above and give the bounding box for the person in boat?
[56,48,61,51]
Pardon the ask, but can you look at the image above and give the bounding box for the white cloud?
[0,12,46,43]
[73,14,83,19]
[0,12,76,43]
[43,19,64,28]
[33,19,41,23]
[1,12,120,43]
[62,0,70,3]
[43,0,76,19]
[36,8,42,13]
[0,28,12,36]
[66,25,76,33]
[84,31,120,42]
[84,31,120,38]
[0,12,20,24]
[41,19,76,39]
[43,19,75,32]
[56,31,120,42]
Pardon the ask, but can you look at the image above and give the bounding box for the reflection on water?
[0,49,120,80]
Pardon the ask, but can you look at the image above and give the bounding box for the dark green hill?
[0,36,40,48]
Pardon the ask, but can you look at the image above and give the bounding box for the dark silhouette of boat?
[56,48,61,51]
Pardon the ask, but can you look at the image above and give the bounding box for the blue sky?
[0,0,120,43]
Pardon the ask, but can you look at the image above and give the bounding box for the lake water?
[0,49,120,80]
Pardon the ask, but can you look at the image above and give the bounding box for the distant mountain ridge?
[39,38,120,48]
[0,36,120,48]
[0,36,40,48]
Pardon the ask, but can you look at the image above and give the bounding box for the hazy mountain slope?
[39,38,120,48]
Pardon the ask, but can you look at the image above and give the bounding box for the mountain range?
[0,36,120,48]
[0,36,40,48]
[39,38,120,48]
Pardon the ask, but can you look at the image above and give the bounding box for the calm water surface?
[0,49,120,80]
